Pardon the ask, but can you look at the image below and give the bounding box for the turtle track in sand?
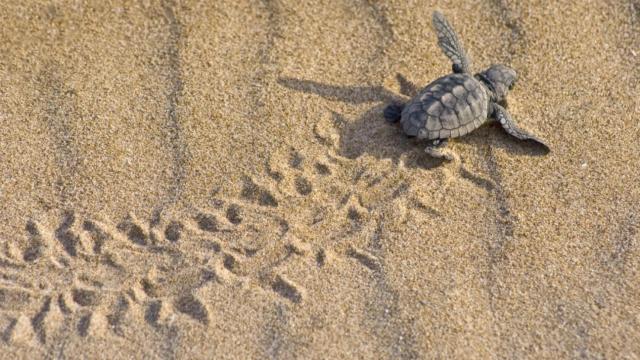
[152,0,189,221]
[37,67,81,209]
[0,144,418,348]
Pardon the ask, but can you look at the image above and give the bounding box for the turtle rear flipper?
[493,104,550,151]
[432,11,471,74]
[384,103,405,123]
[425,139,457,161]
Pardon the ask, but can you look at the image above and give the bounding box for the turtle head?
[477,64,517,102]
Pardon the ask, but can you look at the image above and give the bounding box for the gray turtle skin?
[384,11,549,160]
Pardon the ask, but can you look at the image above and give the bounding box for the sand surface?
[0,1,639,359]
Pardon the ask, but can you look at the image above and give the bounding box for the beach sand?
[0,0,638,358]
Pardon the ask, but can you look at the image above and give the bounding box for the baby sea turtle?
[384,11,549,160]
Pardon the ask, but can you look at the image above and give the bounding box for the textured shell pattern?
[400,73,489,140]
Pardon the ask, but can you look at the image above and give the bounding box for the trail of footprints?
[1,210,221,342]
[0,148,439,343]
[0,213,331,341]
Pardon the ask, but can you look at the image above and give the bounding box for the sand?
[0,0,638,358]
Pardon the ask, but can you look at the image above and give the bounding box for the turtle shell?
[400,73,489,140]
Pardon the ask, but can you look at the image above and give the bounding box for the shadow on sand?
[278,74,548,170]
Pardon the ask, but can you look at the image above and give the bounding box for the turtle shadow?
[277,77,399,104]
[330,105,444,169]
[277,75,548,168]
[278,74,444,169]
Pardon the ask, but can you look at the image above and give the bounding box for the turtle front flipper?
[492,104,550,151]
[432,11,471,74]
